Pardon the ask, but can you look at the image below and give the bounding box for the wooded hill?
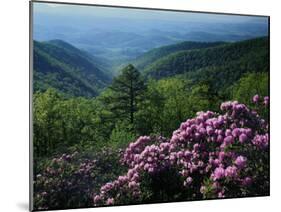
[33,40,110,97]
[138,37,268,82]
[132,41,225,71]
[33,37,268,100]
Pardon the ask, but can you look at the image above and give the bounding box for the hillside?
[33,40,111,97]
[132,41,225,70]
[143,37,269,81]
[48,40,112,74]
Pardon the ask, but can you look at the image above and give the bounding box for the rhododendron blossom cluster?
[93,95,269,206]
[34,148,123,210]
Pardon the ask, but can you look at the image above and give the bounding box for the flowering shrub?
[93,95,269,206]
[34,148,124,210]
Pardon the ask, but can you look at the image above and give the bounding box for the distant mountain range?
[34,7,268,71]
[33,36,269,97]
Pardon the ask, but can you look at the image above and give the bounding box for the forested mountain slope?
[133,41,225,70]
[143,37,269,80]
[33,40,110,97]
[48,40,112,74]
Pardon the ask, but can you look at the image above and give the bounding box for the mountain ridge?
[33,40,111,97]
[142,37,268,79]
[132,40,226,71]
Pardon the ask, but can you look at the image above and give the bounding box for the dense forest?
[33,36,269,210]
[142,37,268,79]
[33,40,110,97]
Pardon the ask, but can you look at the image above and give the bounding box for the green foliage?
[136,77,217,137]
[33,88,107,157]
[133,41,225,70]
[153,78,193,135]
[105,64,146,124]
[33,88,63,157]
[108,121,137,149]
[144,37,269,80]
[34,40,110,97]
[134,79,165,135]
[229,72,269,105]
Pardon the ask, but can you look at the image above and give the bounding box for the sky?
[33,2,268,25]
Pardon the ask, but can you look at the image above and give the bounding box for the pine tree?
[109,64,145,124]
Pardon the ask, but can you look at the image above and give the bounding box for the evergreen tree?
[109,64,145,124]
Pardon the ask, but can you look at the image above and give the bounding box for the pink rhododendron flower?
[235,156,247,169]
[253,94,260,103]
